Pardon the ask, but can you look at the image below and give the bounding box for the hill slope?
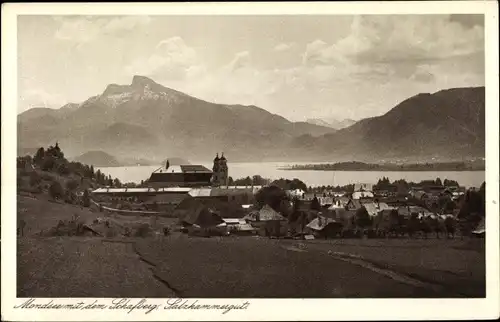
[73,151,121,167]
[293,87,485,161]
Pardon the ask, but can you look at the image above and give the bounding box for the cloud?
[273,42,295,52]
[125,36,204,81]
[225,51,251,72]
[409,65,435,83]
[54,16,152,43]
[19,88,67,111]
[301,15,484,81]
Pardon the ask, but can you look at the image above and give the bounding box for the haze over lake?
[98,162,485,188]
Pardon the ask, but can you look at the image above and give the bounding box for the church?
[91,152,262,212]
[147,152,229,188]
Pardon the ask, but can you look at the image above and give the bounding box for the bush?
[255,185,288,212]
[65,179,79,191]
[45,216,86,236]
[57,162,70,176]
[64,190,77,204]
[82,190,91,207]
[49,181,65,200]
[41,157,56,171]
[134,223,153,237]
[40,172,54,181]
[355,207,372,229]
[29,171,42,187]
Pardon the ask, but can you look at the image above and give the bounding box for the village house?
[244,204,287,237]
[362,201,393,217]
[352,183,375,199]
[345,199,363,211]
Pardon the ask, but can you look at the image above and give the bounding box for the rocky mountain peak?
[131,75,158,88]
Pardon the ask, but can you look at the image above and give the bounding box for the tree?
[255,185,288,213]
[57,162,70,176]
[270,178,307,192]
[33,147,45,166]
[82,190,90,207]
[65,179,79,191]
[252,175,270,186]
[46,142,64,159]
[49,181,64,200]
[234,176,252,186]
[95,170,103,184]
[443,200,457,214]
[90,165,95,178]
[17,156,33,169]
[290,178,307,192]
[29,171,41,187]
[443,179,459,187]
[355,207,371,229]
[310,196,321,211]
[41,157,56,172]
[435,177,442,186]
[113,178,122,188]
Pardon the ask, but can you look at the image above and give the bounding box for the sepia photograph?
[2,1,499,321]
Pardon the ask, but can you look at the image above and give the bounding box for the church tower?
[211,152,228,186]
[212,153,220,186]
[219,152,228,186]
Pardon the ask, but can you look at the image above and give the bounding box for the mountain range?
[17,75,485,162]
[306,117,357,130]
[291,87,485,162]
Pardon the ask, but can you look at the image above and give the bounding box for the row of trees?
[17,143,126,206]
[22,143,123,187]
[227,175,271,186]
[374,177,460,191]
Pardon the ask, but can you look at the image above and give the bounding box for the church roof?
[153,164,212,174]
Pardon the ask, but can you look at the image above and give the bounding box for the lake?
[98,162,485,188]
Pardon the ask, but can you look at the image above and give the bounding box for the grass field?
[16,196,486,298]
[17,237,172,297]
[17,194,100,235]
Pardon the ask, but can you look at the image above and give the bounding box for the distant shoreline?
[279,161,485,172]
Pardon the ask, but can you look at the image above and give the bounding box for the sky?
[17,14,485,121]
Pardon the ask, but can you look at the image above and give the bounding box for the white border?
[2,2,499,321]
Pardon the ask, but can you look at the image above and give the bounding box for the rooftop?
[92,187,192,194]
[153,164,212,174]
[188,186,262,197]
